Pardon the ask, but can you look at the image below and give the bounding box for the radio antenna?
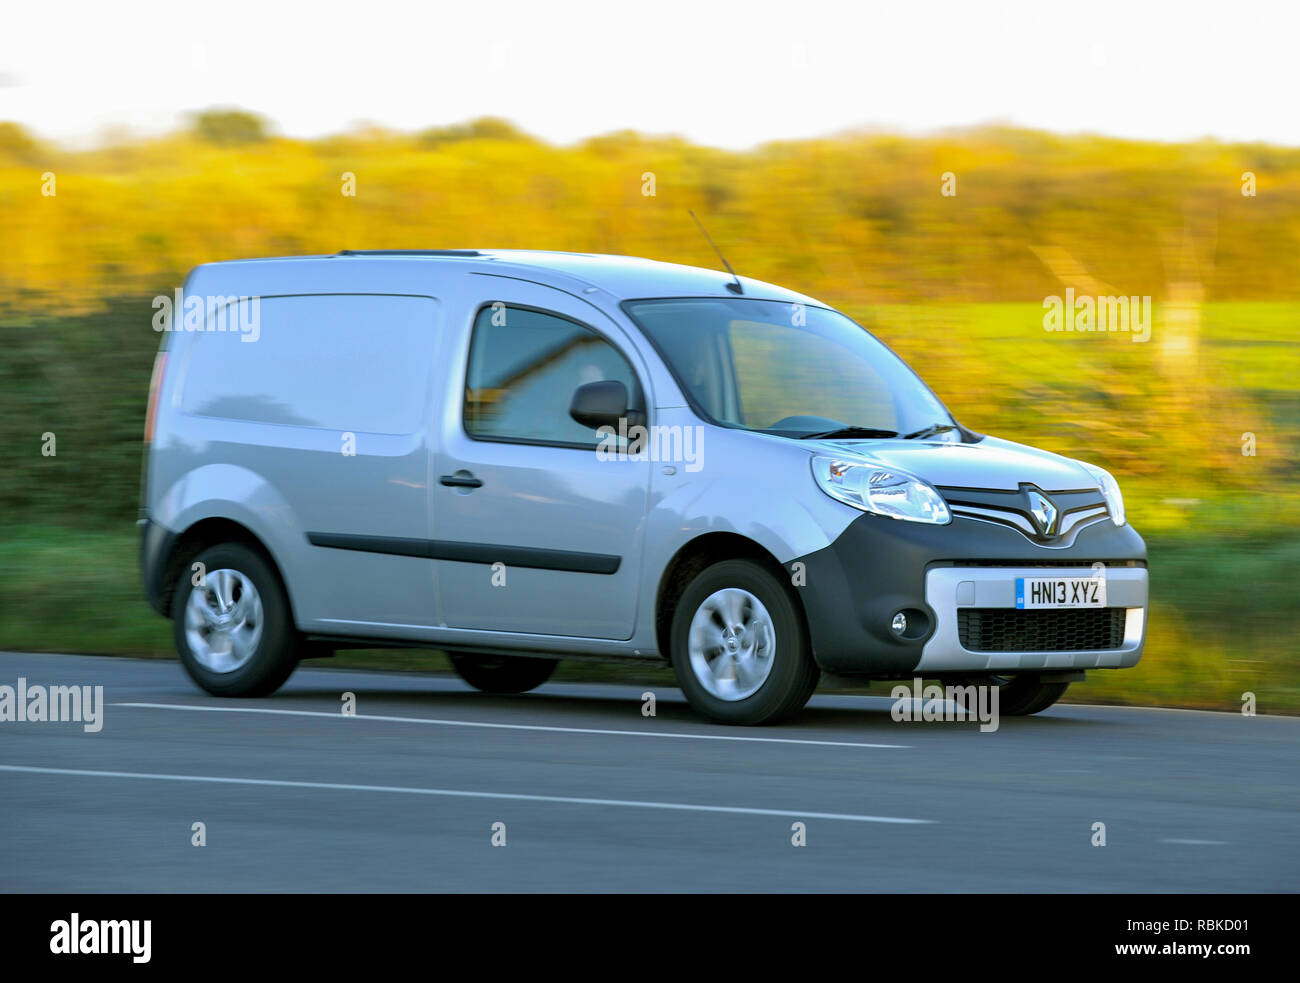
[689,210,743,294]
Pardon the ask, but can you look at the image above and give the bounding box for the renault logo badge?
[1025,488,1059,536]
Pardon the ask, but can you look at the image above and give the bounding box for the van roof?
[200,249,826,306]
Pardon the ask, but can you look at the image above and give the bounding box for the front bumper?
[917,564,1146,672]
[792,510,1148,676]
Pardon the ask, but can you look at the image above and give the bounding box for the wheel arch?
[157,517,296,626]
[653,532,811,660]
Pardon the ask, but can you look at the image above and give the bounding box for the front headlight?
[811,456,951,524]
[1080,462,1126,526]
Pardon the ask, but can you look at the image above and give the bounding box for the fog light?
[891,612,907,635]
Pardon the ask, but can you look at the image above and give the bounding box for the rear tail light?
[144,351,167,444]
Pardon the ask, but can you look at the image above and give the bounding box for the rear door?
[433,278,652,639]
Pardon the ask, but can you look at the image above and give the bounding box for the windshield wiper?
[902,423,957,440]
[796,426,899,440]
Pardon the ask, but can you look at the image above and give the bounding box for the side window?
[464,305,642,445]
[180,294,438,434]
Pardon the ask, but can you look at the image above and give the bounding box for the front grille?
[940,486,1110,544]
[958,608,1127,652]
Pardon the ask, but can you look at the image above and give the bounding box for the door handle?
[439,472,483,488]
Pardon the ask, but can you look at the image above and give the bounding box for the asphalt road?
[1,651,1295,892]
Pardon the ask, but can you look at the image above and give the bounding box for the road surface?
[1,652,1295,892]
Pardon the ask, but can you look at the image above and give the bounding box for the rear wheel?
[172,543,300,697]
[941,673,1070,716]
[448,654,558,694]
[670,559,819,725]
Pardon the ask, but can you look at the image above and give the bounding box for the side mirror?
[569,380,644,430]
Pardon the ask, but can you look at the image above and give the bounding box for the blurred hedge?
[3,118,1300,310]
[0,299,157,521]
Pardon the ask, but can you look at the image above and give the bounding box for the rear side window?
[464,305,641,445]
[180,294,437,434]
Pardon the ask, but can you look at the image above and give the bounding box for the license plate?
[1015,576,1107,609]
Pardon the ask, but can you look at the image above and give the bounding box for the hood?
[811,434,1097,492]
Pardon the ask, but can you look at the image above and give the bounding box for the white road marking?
[110,701,910,749]
[1160,838,1229,845]
[0,764,934,824]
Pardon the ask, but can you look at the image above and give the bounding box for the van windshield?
[622,297,956,438]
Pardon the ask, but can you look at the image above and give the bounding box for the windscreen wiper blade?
[797,426,899,440]
[902,423,957,440]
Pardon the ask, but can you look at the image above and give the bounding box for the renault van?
[139,250,1148,724]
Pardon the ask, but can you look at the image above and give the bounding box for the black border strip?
[305,532,621,575]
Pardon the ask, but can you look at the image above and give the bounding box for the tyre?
[940,673,1070,716]
[448,654,558,694]
[669,559,819,725]
[172,543,300,697]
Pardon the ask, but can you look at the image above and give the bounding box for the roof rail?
[336,249,483,257]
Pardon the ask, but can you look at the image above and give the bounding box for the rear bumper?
[791,511,1148,676]
[138,514,177,616]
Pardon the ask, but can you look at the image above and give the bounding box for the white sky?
[2,0,1297,148]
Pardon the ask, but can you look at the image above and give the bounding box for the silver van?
[140,250,1148,724]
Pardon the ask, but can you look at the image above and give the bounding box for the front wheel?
[670,559,819,725]
[448,654,558,694]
